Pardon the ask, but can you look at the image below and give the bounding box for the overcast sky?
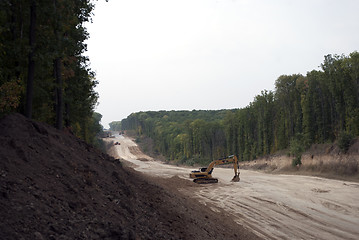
[85,0,359,128]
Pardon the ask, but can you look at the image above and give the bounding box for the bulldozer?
[189,155,240,184]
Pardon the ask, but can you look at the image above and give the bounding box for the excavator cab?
[191,167,213,174]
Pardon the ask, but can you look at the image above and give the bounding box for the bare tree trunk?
[54,58,63,130]
[53,0,63,130]
[25,0,36,118]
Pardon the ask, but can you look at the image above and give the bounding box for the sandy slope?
[107,134,359,240]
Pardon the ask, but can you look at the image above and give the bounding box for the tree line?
[0,0,104,145]
[119,52,359,164]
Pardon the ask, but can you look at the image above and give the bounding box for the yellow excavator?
[189,155,240,184]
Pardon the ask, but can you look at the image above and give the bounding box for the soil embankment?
[238,140,359,182]
[0,114,259,240]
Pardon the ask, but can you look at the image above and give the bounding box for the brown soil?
[0,114,260,240]
[238,140,359,182]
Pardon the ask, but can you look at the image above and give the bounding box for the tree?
[274,74,303,149]
[109,121,122,131]
[120,53,359,165]
[0,0,102,145]
[25,0,36,118]
[251,90,275,155]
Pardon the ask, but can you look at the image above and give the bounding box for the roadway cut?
[0,114,259,240]
[108,133,359,240]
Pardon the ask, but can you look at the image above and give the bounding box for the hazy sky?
[86,0,359,128]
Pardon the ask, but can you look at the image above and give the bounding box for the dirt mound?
[0,114,259,240]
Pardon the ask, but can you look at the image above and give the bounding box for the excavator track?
[193,178,219,184]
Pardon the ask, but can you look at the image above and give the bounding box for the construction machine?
[189,155,240,184]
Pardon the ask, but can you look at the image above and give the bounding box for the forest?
[0,0,103,145]
[119,52,359,165]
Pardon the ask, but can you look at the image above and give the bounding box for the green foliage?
[90,112,106,151]
[121,52,359,166]
[337,132,354,153]
[0,0,101,145]
[121,110,228,161]
[109,121,122,131]
[289,134,309,166]
[292,156,302,167]
[0,79,23,115]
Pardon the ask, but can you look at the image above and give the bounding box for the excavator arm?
[190,155,240,184]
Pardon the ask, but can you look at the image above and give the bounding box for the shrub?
[289,134,309,167]
[337,132,353,153]
[186,159,195,166]
[292,156,302,167]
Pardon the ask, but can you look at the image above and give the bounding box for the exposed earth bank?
[0,114,259,240]
[238,140,359,182]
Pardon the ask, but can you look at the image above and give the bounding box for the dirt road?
[108,134,359,240]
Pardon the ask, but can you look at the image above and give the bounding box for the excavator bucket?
[231,174,240,182]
